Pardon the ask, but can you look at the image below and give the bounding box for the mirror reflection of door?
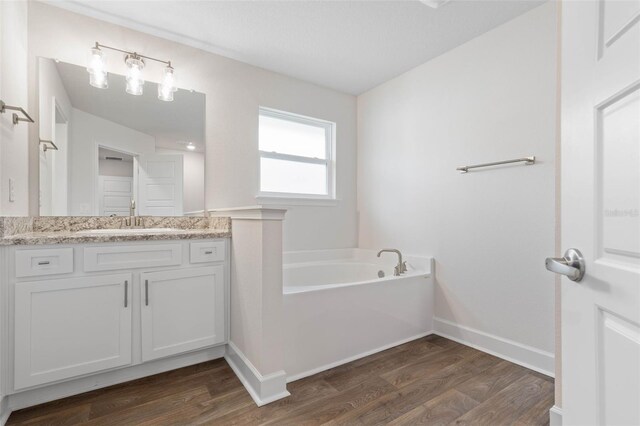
[37,57,205,217]
[98,148,134,217]
[137,154,184,216]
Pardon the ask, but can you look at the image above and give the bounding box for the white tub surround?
[282,249,433,381]
[210,207,290,406]
[0,225,230,421]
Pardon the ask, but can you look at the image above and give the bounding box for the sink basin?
[76,228,182,235]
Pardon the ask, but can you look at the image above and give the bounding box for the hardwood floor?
[7,335,554,425]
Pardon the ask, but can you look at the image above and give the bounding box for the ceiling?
[47,0,546,95]
[55,61,206,152]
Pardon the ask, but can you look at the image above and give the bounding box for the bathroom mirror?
[37,58,205,217]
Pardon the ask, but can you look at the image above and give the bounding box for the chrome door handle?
[545,248,585,282]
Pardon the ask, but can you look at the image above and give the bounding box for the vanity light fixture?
[86,42,176,101]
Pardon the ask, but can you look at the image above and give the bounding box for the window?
[259,108,335,199]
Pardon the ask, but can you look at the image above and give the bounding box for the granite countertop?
[0,216,231,246]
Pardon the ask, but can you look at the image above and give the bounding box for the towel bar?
[457,156,535,173]
[0,100,34,125]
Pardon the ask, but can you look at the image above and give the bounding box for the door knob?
[545,248,585,282]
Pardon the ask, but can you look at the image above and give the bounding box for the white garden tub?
[283,248,433,381]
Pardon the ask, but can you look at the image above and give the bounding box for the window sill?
[255,194,339,207]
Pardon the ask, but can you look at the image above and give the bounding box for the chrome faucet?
[377,248,407,276]
[123,199,142,228]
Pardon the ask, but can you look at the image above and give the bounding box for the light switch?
[9,178,15,202]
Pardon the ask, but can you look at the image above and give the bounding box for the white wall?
[357,3,557,370]
[1,1,29,216]
[68,108,155,215]
[27,2,358,251]
[156,148,204,214]
[0,3,29,421]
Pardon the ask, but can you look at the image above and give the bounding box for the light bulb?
[158,65,177,102]
[87,46,108,89]
[125,54,145,96]
[186,143,196,151]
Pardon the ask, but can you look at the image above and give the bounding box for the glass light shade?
[158,66,177,101]
[186,143,196,151]
[89,71,108,89]
[125,55,145,96]
[87,47,108,89]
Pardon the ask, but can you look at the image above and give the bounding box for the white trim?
[6,345,225,412]
[256,195,339,207]
[286,331,433,383]
[433,317,554,377]
[549,405,563,426]
[224,342,289,406]
[0,397,9,426]
[209,206,287,221]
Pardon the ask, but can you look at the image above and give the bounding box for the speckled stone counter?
[0,216,231,245]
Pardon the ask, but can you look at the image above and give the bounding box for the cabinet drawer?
[190,241,225,264]
[84,244,182,272]
[15,248,74,278]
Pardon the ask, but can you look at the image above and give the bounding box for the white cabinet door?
[141,266,225,362]
[14,273,132,389]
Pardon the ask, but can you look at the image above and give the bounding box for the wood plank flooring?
[7,335,554,425]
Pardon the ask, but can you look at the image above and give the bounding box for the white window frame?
[257,107,336,204]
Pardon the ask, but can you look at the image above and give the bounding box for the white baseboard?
[0,396,9,426]
[433,317,554,377]
[6,345,226,413]
[549,405,563,426]
[286,331,434,383]
[225,342,290,407]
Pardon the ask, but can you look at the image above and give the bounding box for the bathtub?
[283,248,433,381]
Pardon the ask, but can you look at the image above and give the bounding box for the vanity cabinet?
[7,239,229,392]
[141,266,225,362]
[14,273,133,389]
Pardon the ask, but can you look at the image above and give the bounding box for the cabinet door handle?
[145,279,149,306]
[124,280,128,308]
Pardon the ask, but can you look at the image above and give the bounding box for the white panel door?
[98,175,132,216]
[137,154,183,216]
[560,1,640,425]
[140,266,225,362]
[14,273,132,389]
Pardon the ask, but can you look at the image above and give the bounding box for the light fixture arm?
[94,42,172,67]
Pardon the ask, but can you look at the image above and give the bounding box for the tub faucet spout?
[377,249,407,276]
